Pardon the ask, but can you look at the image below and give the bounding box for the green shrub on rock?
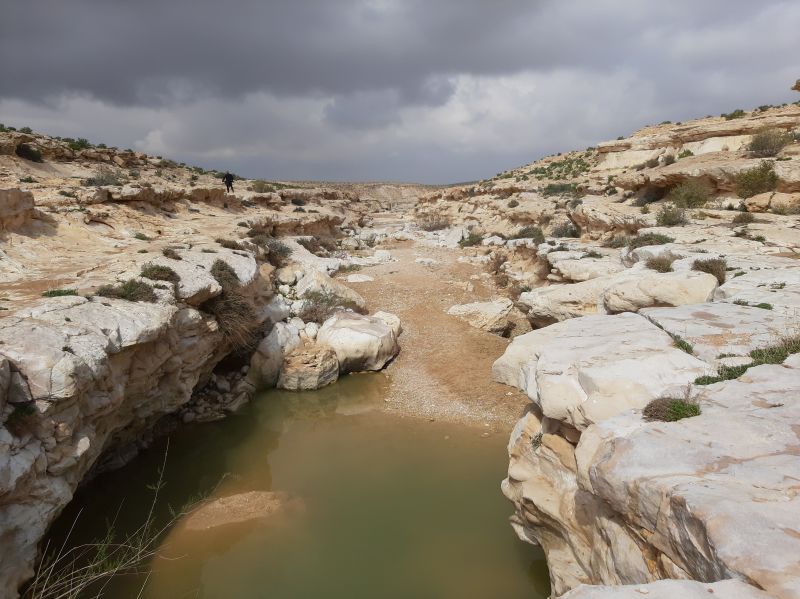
[692,258,726,285]
[643,397,701,422]
[735,161,778,199]
[666,180,711,208]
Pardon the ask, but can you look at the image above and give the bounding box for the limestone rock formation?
[446,298,530,336]
[317,312,400,373]
[277,344,339,390]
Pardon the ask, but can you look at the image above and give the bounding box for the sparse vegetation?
[732,212,754,224]
[459,232,484,247]
[695,335,800,385]
[656,203,688,227]
[542,182,579,197]
[264,238,292,267]
[297,236,338,256]
[42,289,78,297]
[692,258,726,285]
[86,165,123,186]
[162,247,182,260]
[140,263,179,284]
[210,259,241,289]
[511,226,545,243]
[67,138,92,151]
[551,221,580,238]
[627,233,674,249]
[605,234,630,248]
[417,215,451,231]
[672,336,694,354]
[643,397,701,422]
[721,109,746,120]
[735,160,778,198]
[133,232,152,241]
[507,199,519,208]
[15,144,43,163]
[677,149,694,159]
[645,254,677,273]
[5,402,37,437]
[96,279,157,302]
[667,180,712,208]
[215,237,245,251]
[748,129,792,158]
[300,289,366,323]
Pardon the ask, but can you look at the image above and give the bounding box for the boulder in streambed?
[317,312,400,373]
[277,344,339,391]
[446,298,531,337]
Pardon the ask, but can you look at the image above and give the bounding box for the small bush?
[19,176,36,184]
[512,226,545,243]
[96,279,157,302]
[551,221,580,238]
[417,215,451,231]
[542,182,578,197]
[162,247,182,260]
[140,263,179,284]
[735,160,778,198]
[67,138,92,151]
[673,337,694,354]
[15,144,43,163]
[210,259,241,290]
[507,199,519,208]
[42,289,78,297]
[5,402,37,437]
[133,232,152,241]
[265,239,292,267]
[655,204,688,227]
[667,180,711,208]
[645,254,676,273]
[58,190,77,198]
[300,290,365,323]
[695,335,800,385]
[721,109,746,120]
[202,290,258,348]
[215,237,244,251]
[627,233,674,249]
[732,212,754,224]
[86,166,123,186]
[677,149,694,159]
[643,397,701,422]
[252,180,275,193]
[692,258,726,285]
[459,232,484,247]
[748,129,792,158]
[663,154,676,166]
[605,234,629,248]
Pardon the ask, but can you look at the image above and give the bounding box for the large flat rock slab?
[640,302,796,362]
[493,313,713,430]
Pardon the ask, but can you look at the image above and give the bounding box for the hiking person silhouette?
[222,172,234,193]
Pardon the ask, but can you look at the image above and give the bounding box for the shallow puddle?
[46,373,550,599]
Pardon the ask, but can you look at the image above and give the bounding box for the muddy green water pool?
[48,373,550,598]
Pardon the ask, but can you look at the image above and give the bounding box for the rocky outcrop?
[498,310,800,599]
[446,298,531,337]
[316,312,399,373]
[277,344,339,390]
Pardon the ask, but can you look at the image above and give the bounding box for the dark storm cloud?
[1,0,799,182]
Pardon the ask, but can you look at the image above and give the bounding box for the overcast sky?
[2,1,799,183]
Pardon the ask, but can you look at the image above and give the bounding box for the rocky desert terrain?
[2,92,800,599]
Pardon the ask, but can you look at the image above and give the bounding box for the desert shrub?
[692,258,726,285]
[203,290,258,348]
[732,212,754,224]
[677,149,694,159]
[252,180,275,193]
[748,129,792,158]
[210,259,241,289]
[19,176,36,184]
[605,234,629,248]
[511,226,545,243]
[542,182,578,197]
[584,250,603,259]
[645,157,660,169]
[42,289,78,297]
[486,253,508,275]
[507,199,519,208]
[15,144,43,163]
[655,204,688,227]
[696,335,800,385]
[643,397,701,422]
[417,215,451,231]
[300,290,365,323]
[5,402,37,437]
[721,109,746,120]
[96,279,157,302]
[672,336,694,354]
[162,247,182,260]
[663,154,676,166]
[666,180,711,208]
[67,138,91,151]
[735,160,778,198]
[215,237,244,251]
[645,254,677,273]
[551,221,580,238]
[627,232,674,249]
[86,165,123,186]
[263,238,292,267]
[140,263,179,284]
[133,232,152,241]
[632,187,667,206]
[459,232,484,247]
[297,236,338,256]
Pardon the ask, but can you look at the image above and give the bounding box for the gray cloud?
[1,0,799,183]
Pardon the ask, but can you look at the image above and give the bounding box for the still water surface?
[50,373,550,599]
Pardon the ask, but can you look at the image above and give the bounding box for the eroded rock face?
[499,308,800,599]
[0,189,35,231]
[317,312,399,373]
